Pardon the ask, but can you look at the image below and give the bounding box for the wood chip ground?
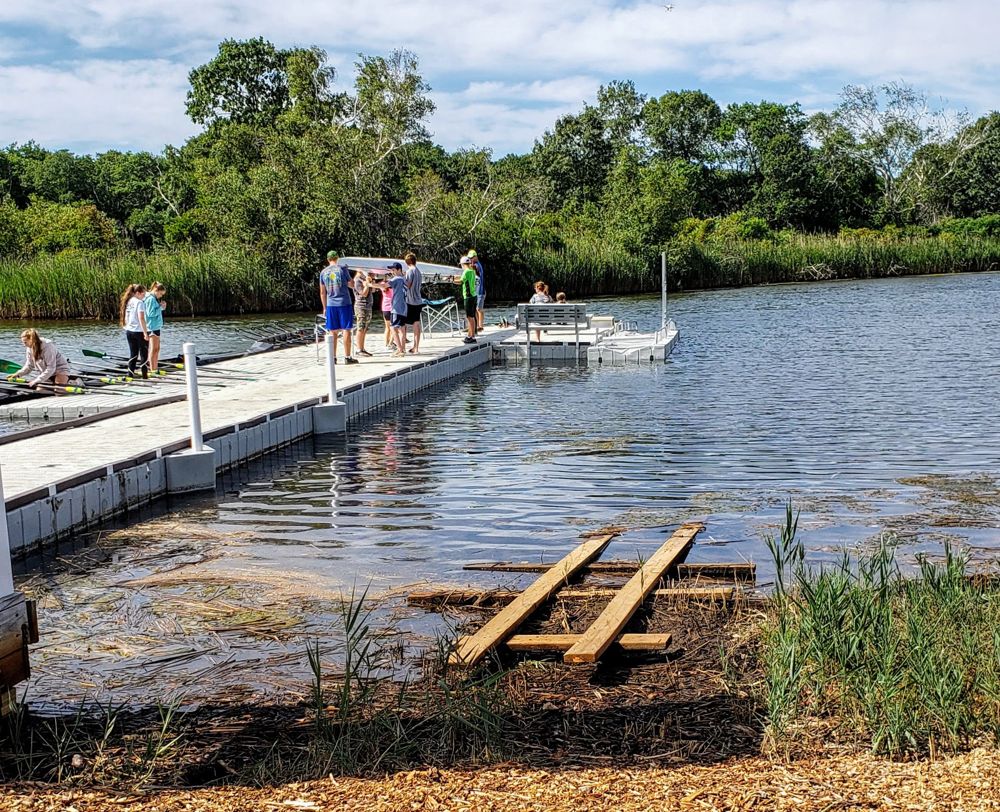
[4,748,1000,811]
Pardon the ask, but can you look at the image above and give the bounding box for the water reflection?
[12,273,1000,707]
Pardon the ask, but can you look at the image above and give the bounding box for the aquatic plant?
[0,248,287,319]
[761,525,1000,758]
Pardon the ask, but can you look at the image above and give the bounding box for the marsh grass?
[0,695,186,785]
[761,509,1000,758]
[295,588,511,778]
[0,248,288,319]
[667,233,1000,291]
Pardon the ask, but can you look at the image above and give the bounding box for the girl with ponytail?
[120,283,149,378]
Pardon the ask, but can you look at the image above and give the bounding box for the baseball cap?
[467,249,478,258]
[326,250,339,260]
[460,255,471,265]
[388,261,403,271]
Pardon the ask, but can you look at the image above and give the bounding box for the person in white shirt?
[119,283,149,378]
[7,329,71,388]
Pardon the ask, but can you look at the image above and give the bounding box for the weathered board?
[506,633,671,652]
[448,533,617,667]
[409,586,736,608]
[463,560,755,581]
[563,523,703,664]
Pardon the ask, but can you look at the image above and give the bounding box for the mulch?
[4,748,1000,811]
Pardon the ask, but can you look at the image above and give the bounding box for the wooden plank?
[463,560,755,581]
[407,588,520,608]
[506,633,671,652]
[564,523,703,664]
[559,586,735,603]
[409,585,736,608]
[448,533,617,666]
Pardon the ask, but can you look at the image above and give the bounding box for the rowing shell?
[338,256,462,283]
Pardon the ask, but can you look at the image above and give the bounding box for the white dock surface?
[0,329,505,500]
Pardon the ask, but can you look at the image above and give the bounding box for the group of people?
[320,248,486,361]
[527,280,569,340]
[119,282,168,377]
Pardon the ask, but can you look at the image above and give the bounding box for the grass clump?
[761,506,1000,758]
[0,247,288,319]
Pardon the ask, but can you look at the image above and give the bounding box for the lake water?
[12,272,1000,707]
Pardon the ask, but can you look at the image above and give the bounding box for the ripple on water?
[13,272,1000,707]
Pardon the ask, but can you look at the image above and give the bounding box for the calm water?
[14,272,1000,706]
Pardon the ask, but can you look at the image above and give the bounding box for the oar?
[73,357,228,388]
[0,378,87,396]
[81,348,249,379]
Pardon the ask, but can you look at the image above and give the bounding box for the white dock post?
[0,464,13,596]
[165,342,217,493]
[313,332,346,434]
[660,251,668,331]
[184,342,204,452]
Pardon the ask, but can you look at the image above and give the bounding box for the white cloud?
[2,1,1000,153]
[0,60,198,152]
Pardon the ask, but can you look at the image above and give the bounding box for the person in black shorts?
[454,255,479,343]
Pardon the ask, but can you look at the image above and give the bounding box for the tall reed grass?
[0,248,289,320]
[761,508,1000,758]
[669,233,1000,291]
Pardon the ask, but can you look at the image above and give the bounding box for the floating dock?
[0,328,510,557]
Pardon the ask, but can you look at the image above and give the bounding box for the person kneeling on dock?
[8,329,71,389]
[320,250,359,364]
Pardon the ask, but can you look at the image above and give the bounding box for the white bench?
[516,303,589,360]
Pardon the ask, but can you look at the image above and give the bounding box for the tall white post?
[660,251,668,331]
[325,332,341,404]
[0,464,14,595]
[314,332,347,435]
[183,342,204,452]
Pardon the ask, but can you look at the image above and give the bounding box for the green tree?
[819,82,984,222]
[186,38,338,129]
[532,106,613,207]
[718,101,824,228]
[642,89,721,163]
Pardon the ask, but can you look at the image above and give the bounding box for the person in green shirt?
[452,255,479,344]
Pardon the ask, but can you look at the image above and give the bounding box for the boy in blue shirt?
[319,250,358,364]
[375,262,408,357]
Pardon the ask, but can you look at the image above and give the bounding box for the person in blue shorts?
[319,250,358,364]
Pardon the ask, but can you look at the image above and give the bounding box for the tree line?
[2,37,1000,309]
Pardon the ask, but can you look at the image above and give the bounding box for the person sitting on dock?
[529,281,552,342]
[7,329,71,389]
[319,250,359,365]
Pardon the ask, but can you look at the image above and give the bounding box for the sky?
[1,0,999,158]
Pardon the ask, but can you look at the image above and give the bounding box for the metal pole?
[325,332,341,404]
[660,251,667,331]
[183,342,204,453]
[0,464,14,595]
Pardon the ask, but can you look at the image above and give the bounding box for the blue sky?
[1,0,999,157]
